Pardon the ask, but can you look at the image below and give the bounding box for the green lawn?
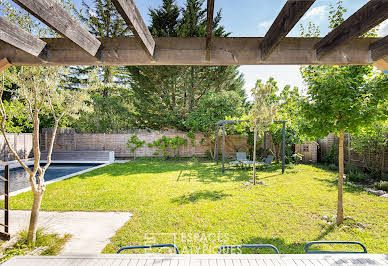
[9,158,388,254]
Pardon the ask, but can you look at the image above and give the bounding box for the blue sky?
[5,0,388,96]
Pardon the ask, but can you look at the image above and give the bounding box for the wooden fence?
[317,133,388,172]
[0,133,33,161]
[40,128,252,158]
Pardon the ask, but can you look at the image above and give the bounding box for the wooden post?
[282,121,285,174]
[253,128,257,185]
[216,124,219,165]
[264,131,267,158]
[0,58,11,73]
[222,123,225,173]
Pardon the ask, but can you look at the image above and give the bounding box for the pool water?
[0,163,100,194]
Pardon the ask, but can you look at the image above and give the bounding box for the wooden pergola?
[0,0,387,71]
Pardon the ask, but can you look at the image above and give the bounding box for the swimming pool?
[0,163,101,194]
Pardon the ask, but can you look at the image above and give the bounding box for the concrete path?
[0,210,132,254]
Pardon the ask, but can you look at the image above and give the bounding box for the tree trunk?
[253,128,257,185]
[27,189,44,244]
[336,130,344,226]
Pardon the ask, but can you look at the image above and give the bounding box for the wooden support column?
[260,0,315,60]
[205,0,215,61]
[216,124,219,165]
[315,0,388,59]
[0,58,11,73]
[112,0,155,60]
[0,17,47,58]
[222,123,225,173]
[12,0,101,56]
[370,36,388,72]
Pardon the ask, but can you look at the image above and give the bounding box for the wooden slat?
[0,37,380,66]
[111,0,155,60]
[314,0,388,59]
[369,35,388,61]
[0,17,46,58]
[260,0,315,60]
[0,58,11,72]
[12,0,101,56]
[373,57,388,71]
[205,0,215,61]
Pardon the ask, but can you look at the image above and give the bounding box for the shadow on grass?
[170,190,232,205]
[237,225,337,254]
[75,158,288,186]
[313,177,365,194]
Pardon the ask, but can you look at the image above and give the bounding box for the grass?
[8,158,388,254]
[0,228,71,263]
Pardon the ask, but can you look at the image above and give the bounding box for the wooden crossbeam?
[0,37,378,66]
[12,0,101,56]
[0,58,11,73]
[112,0,155,60]
[0,17,47,58]
[205,0,215,61]
[314,0,388,59]
[260,0,315,60]
[369,35,388,61]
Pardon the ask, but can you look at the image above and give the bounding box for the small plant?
[347,171,367,183]
[374,181,388,192]
[328,163,338,171]
[127,135,145,159]
[322,144,338,165]
[148,136,188,158]
[186,132,196,147]
[292,153,303,164]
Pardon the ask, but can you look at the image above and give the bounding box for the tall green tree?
[125,0,245,130]
[300,0,387,225]
[68,0,135,132]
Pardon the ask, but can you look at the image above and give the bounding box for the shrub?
[126,135,146,159]
[374,181,388,192]
[328,163,338,171]
[148,136,188,158]
[322,144,338,165]
[347,171,367,183]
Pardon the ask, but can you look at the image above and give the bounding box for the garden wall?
[40,128,252,158]
[0,133,33,161]
[318,133,388,172]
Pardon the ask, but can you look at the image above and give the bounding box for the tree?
[0,67,90,244]
[124,0,245,130]
[185,91,246,158]
[249,79,278,184]
[68,0,133,133]
[300,1,387,226]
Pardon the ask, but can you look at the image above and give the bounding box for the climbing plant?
[126,135,145,159]
[148,136,188,158]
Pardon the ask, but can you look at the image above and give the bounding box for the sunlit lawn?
[9,158,388,254]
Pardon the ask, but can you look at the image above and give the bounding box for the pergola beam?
[0,17,47,58]
[112,0,155,60]
[260,0,315,60]
[0,58,11,73]
[205,0,215,61]
[369,35,388,61]
[12,0,101,56]
[314,0,388,59]
[0,37,379,66]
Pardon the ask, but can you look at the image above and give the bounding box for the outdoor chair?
[242,155,274,168]
[229,152,247,168]
[256,155,274,166]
